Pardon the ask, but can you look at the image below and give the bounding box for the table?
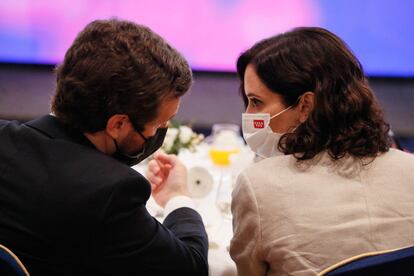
[133,143,254,276]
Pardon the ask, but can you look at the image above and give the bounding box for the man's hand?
[146,151,190,208]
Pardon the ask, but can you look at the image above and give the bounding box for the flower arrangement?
[162,122,204,155]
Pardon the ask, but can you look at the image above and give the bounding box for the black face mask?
[112,127,168,166]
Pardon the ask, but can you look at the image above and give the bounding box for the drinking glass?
[208,123,242,219]
[208,123,242,166]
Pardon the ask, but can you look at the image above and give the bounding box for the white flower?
[163,127,179,151]
[179,125,194,144]
[161,124,203,155]
[166,127,179,140]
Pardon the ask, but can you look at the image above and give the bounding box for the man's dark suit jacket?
[0,115,208,275]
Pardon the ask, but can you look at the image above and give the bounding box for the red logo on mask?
[253,120,264,129]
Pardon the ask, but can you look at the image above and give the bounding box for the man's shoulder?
[52,140,148,188]
[0,119,10,126]
[0,119,32,151]
[0,119,15,125]
[1,116,150,197]
[0,119,23,131]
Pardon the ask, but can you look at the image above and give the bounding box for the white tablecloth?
[133,143,254,276]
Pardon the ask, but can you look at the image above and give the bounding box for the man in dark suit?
[0,19,208,275]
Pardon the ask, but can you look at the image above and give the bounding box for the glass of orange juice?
[208,123,242,166]
[207,124,242,218]
[209,148,239,166]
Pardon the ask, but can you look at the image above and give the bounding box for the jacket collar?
[25,115,96,149]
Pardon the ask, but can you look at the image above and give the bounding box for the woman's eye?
[249,98,261,107]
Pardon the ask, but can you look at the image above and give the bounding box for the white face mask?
[242,105,293,160]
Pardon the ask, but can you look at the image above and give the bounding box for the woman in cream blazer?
[230,27,414,275]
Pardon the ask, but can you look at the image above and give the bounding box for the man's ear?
[106,114,129,139]
[298,92,315,123]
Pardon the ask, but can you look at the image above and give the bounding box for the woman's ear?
[298,92,315,123]
[106,114,129,139]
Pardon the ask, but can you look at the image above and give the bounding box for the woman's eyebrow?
[246,92,261,98]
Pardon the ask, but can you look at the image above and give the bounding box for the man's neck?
[84,131,114,155]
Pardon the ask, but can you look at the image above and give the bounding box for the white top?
[230,149,414,276]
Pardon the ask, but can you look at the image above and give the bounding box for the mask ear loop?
[136,130,148,142]
[270,94,305,120]
[112,120,147,157]
[128,117,148,142]
[269,105,294,120]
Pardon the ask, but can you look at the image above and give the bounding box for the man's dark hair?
[51,18,192,132]
[237,27,391,161]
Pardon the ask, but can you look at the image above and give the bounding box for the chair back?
[319,245,414,276]
[0,244,29,276]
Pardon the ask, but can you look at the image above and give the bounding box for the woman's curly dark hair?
[237,27,391,161]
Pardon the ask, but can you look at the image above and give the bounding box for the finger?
[146,171,162,185]
[154,152,177,167]
[155,159,171,178]
[147,160,161,174]
[153,151,166,163]
[152,178,165,193]
[150,183,157,191]
[146,167,159,181]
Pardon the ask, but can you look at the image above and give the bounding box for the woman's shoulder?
[243,154,294,174]
[238,154,298,190]
[373,149,414,170]
[385,148,414,159]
